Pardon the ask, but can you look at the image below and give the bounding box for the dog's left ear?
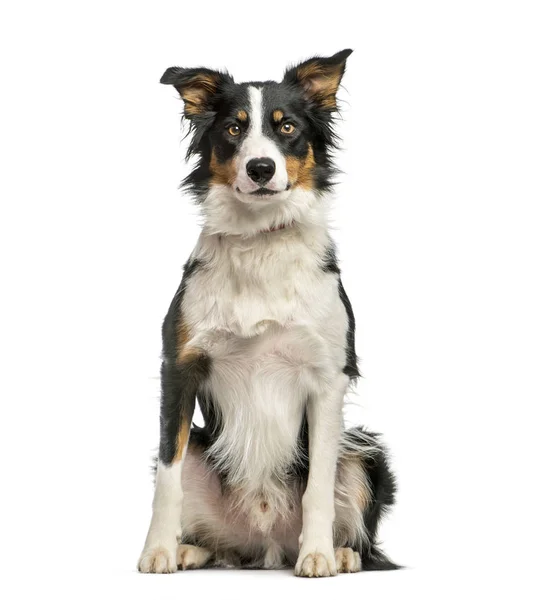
[283,49,353,111]
[160,66,232,118]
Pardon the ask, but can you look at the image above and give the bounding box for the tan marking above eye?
[280,122,296,135]
[236,110,248,121]
[273,109,284,122]
[228,124,241,136]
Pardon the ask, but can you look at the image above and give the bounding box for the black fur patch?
[159,258,211,465]
[322,244,341,274]
[338,279,360,379]
[322,244,360,379]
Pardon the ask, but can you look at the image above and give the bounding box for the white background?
[1,1,532,598]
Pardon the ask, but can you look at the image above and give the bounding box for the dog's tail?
[344,426,401,571]
[361,546,401,571]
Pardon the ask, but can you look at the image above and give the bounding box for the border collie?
[138,49,398,577]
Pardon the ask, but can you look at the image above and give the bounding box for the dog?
[137,49,398,577]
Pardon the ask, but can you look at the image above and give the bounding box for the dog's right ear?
[160,67,232,118]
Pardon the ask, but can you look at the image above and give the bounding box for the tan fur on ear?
[296,62,344,110]
[283,50,352,111]
[161,66,233,120]
[180,73,221,116]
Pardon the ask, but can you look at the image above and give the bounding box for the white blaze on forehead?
[248,86,264,138]
[232,86,288,195]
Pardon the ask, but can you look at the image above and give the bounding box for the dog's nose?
[246,158,276,185]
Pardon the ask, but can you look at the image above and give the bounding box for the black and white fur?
[138,50,398,577]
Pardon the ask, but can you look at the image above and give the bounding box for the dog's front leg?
[138,351,209,573]
[295,373,348,577]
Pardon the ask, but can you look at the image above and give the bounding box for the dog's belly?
[200,325,322,491]
[181,442,303,565]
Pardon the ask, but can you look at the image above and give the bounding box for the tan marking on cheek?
[210,150,237,186]
[285,145,316,190]
[272,109,284,123]
[236,109,248,122]
[285,157,299,182]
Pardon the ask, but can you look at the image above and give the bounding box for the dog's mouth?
[249,188,279,196]
[236,184,291,197]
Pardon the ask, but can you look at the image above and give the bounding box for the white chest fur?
[181,227,348,502]
[184,228,335,337]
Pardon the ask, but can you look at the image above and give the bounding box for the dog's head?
[161,50,352,235]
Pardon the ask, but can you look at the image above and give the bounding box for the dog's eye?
[227,125,241,137]
[280,123,296,135]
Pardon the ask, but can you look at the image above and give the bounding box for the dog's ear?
[160,66,232,118]
[283,49,353,111]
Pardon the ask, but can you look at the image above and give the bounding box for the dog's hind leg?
[335,548,362,573]
[177,428,399,572]
[177,544,213,570]
[334,427,399,571]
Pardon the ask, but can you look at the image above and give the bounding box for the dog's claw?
[295,551,337,577]
[335,548,362,573]
[137,546,177,574]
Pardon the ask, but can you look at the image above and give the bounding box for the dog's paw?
[177,544,212,570]
[137,545,178,574]
[335,548,362,573]
[295,549,337,577]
